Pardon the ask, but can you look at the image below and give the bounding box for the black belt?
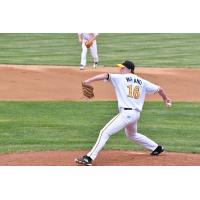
[124,108,133,110]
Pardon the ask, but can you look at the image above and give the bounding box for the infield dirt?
[0,150,200,166]
[1,64,200,101]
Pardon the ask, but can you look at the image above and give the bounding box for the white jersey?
[109,73,159,112]
[78,33,98,41]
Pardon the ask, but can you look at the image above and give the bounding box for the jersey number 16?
[127,85,140,99]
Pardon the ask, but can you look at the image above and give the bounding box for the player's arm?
[88,33,98,43]
[84,73,109,84]
[158,87,172,107]
[77,33,82,43]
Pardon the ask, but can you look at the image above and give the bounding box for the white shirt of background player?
[78,33,99,69]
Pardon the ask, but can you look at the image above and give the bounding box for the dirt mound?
[0,150,199,166]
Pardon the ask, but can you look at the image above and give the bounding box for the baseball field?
[0,33,200,165]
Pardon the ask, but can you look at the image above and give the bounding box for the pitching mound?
[0,150,200,166]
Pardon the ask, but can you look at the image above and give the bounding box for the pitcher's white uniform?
[87,73,159,160]
[78,33,99,68]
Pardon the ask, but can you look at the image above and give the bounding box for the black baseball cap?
[116,60,135,70]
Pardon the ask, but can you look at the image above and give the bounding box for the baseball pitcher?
[76,60,172,166]
[78,33,99,70]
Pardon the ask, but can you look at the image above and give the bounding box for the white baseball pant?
[80,40,99,66]
[87,109,158,160]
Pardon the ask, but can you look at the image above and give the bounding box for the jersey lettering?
[133,86,140,99]
[126,77,133,82]
[127,85,133,98]
[127,85,140,99]
[134,78,142,85]
[125,77,142,85]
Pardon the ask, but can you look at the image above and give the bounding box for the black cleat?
[93,62,98,68]
[80,65,85,70]
[75,155,92,166]
[151,145,164,156]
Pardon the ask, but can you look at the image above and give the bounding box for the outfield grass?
[0,101,199,154]
[0,33,200,67]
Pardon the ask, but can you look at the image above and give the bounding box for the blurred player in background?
[78,33,99,70]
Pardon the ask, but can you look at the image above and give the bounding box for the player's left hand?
[85,40,93,48]
[82,82,95,99]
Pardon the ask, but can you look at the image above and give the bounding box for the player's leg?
[80,41,87,69]
[90,41,99,68]
[125,123,158,151]
[75,113,126,165]
[86,112,128,161]
[75,110,143,165]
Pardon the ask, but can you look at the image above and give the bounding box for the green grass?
[0,101,200,154]
[0,33,200,67]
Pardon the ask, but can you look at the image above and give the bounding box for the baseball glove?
[82,82,94,99]
[85,40,93,48]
